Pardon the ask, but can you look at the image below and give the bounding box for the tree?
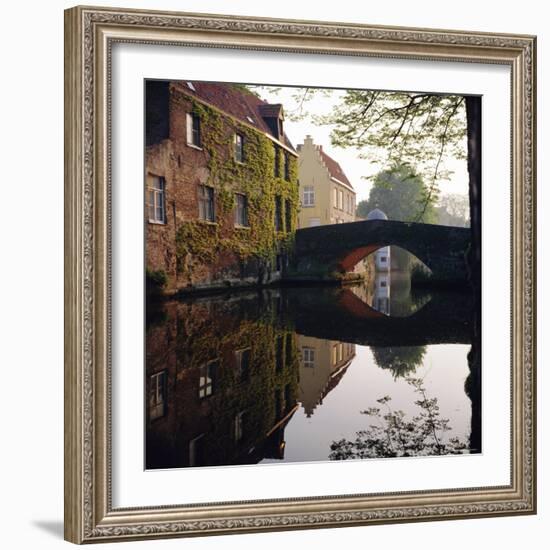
[357,163,438,223]
[318,91,467,219]
[435,193,470,227]
[329,91,481,290]
[371,346,426,379]
[329,377,468,459]
[248,86,481,287]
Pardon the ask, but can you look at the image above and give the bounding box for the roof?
[173,81,296,152]
[318,147,353,189]
[367,208,389,221]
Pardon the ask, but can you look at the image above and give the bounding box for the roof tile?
[173,81,296,151]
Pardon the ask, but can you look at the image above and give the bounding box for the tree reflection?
[371,346,426,379]
[329,377,468,460]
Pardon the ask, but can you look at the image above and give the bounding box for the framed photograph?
[64,5,537,544]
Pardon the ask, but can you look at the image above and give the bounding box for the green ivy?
[174,95,299,281]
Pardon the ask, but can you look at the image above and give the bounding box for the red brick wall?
[145,83,298,294]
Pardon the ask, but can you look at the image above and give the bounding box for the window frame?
[198,184,215,222]
[274,145,281,177]
[285,198,292,233]
[283,152,290,181]
[274,195,283,232]
[303,347,315,368]
[235,348,251,382]
[234,132,245,163]
[186,112,202,148]
[303,185,315,207]
[198,360,217,399]
[149,370,167,420]
[147,175,166,224]
[234,193,249,227]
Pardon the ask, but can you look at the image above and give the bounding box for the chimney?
[303,135,314,147]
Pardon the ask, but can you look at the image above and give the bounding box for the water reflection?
[145,278,480,469]
[355,270,433,317]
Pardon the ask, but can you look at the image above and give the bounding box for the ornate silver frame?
[64,5,537,544]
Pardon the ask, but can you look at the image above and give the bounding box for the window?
[275,254,283,272]
[275,336,284,371]
[199,360,217,398]
[188,434,205,467]
[274,146,281,177]
[235,349,251,382]
[284,152,290,181]
[332,344,338,366]
[333,188,338,208]
[303,347,315,368]
[186,112,201,147]
[285,333,293,365]
[339,189,344,210]
[198,185,215,222]
[147,175,166,223]
[234,193,249,227]
[234,411,246,442]
[284,384,292,411]
[274,195,283,232]
[234,133,244,162]
[380,256,387,263]
[275,390,283,419]
[285,198,292,232]
[380,280,387,288]
[303,185,315,207]
[309,218,321,227]
[149,371,166,420]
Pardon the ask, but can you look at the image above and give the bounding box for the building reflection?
[297,336,356,417]
[371,272,391,315]
[146,296,359,469]
[145,298,300,469]
[145,282,479,469]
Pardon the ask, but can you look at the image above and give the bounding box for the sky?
[252,85,470,204]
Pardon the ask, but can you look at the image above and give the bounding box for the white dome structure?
[366,208,388,221]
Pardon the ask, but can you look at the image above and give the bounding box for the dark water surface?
[146,273,481,470]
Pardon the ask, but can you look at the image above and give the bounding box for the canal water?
[145,272,481,470]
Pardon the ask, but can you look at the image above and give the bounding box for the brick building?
[146,296,300,469]
[145,80,299,294]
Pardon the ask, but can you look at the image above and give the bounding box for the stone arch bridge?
[287,219,471,285]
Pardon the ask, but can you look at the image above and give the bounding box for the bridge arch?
[288,219,471,285]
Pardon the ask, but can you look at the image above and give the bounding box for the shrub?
[146,268,167,288]
[410,262,432,283]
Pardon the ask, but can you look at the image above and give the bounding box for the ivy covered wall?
[145,295,300,469]
[145,81,300,294]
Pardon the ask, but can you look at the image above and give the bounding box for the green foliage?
[246,86,469,219]
[174,95,299,281]
[146,268,168,287]
[329,377,468,459]
[319,90,467,192]
[160,297,300,465]
[357,163,438,223]
[371,346,426,379]
[410,263,433,283]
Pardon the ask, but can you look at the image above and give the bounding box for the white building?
[367,208,391,271]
